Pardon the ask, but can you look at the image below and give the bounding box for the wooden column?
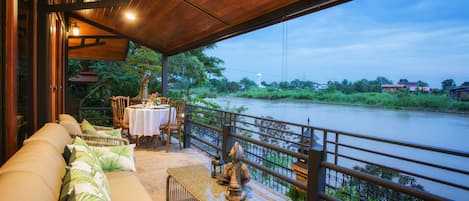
[5,0,18,158]
[36,1,50,126]
[161,54,168,97]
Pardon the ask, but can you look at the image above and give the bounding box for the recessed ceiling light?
[125,12,136,21]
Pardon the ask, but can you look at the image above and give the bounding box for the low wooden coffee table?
[166,165,288,201]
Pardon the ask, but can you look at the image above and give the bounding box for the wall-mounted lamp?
[71,23,80,36]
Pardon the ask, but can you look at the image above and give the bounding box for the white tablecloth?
[124,105,176,136]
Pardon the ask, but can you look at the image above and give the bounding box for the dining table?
[123,104,176,137]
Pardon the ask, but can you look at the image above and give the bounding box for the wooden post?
[5,0,18,159]
[183,106,192,149]
[222,124,234,163]
[161,54,168,97]
[306,144,325,201]
[36,0,50,126]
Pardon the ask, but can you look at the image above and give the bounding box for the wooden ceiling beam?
[68,35,127,39]
[69,38,106,50]
[68,12,168,54]
[46,0,129,12]
[168,0,351,55]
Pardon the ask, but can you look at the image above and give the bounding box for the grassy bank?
[235,88,469,113]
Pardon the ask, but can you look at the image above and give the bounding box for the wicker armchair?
[111,96,130,136]
[69,132,130,146]
[159,100,185,151]
[157,97,170,104]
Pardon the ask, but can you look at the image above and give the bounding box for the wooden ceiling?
[59,0,350,56]
[67,17,129,60]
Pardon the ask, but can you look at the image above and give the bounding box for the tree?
[441,79,456,92]
[461,82,469,87]
[352,79,369,93]
[169,45,224,99]
[239,77,257,90]
[398,78,408,83]
[124,42,161,100]
[279,81,289,90]
[376,76,393,85]
[417,80,429,87]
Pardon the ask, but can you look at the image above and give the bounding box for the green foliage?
[325,165,425,201]
[169,45,224,99]
[239,77,257,90]
[263,152,292,169]
[235,88,469,113]
[441,79,456,92]
[286,186,306,201]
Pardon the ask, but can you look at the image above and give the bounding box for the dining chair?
[159,105,173,152]
[157,96,170,104]
[111,96,130,137]
[159,100,186,151]
[171,100,186,149]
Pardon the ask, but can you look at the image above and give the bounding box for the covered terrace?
[2,0,468,201]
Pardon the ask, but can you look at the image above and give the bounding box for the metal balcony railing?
[78,104,469,200]
[183,104,469,201]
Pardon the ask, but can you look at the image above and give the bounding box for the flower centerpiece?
[148,92,160,106]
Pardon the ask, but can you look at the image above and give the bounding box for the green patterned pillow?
[96,129,122,138]
[81,119,97,135]
[92,144,136,172]
[70,137,100,163]
[70,182,111,201]
[60,147,111,201]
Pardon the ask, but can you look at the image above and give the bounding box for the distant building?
[450,86,469,101]
[381,84,405,92]
[398,82,419,92]
[382,82,432,93]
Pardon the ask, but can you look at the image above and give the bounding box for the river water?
[211,97,469,200]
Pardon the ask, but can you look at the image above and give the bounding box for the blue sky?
[206,0,469,88]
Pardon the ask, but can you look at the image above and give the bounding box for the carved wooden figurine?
[221,142,250,201]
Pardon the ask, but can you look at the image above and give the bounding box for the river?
[211,97,469,200]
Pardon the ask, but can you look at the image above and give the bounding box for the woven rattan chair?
[111,96,130,137]
[159,100,185,151]
[157,97,170,104]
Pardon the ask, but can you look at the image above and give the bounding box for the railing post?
[306,144,326,201]
[222,124,234,163]
[183,106,192,149]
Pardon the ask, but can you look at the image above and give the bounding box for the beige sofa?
[0,123,152,201]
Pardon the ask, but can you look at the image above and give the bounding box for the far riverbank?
[234,88,469,114]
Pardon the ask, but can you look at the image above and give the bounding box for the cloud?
[206,0,469,88]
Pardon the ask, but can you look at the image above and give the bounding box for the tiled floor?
[134,143,210,201]
[133,141,290,201]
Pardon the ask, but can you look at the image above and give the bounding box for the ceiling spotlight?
[125,12,136,21]
[71,23,80,36]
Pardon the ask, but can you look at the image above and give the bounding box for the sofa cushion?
[97,129,122,138]
[60,149,111,201]
[0,140,66,200]
[61,139,111,201]
[81,119,98,135]
[60,120,83,135]
[0,172,56,201]
[59,114,80,125]
[23,123,72,153]
[106,171,153,201]
[92,144,136,172]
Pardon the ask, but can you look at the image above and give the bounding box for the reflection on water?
[211,97,469,200]
[212,97,469,152]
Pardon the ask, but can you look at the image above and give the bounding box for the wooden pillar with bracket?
[161,54,168,97]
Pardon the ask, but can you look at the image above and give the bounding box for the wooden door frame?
[5,0,18,158]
